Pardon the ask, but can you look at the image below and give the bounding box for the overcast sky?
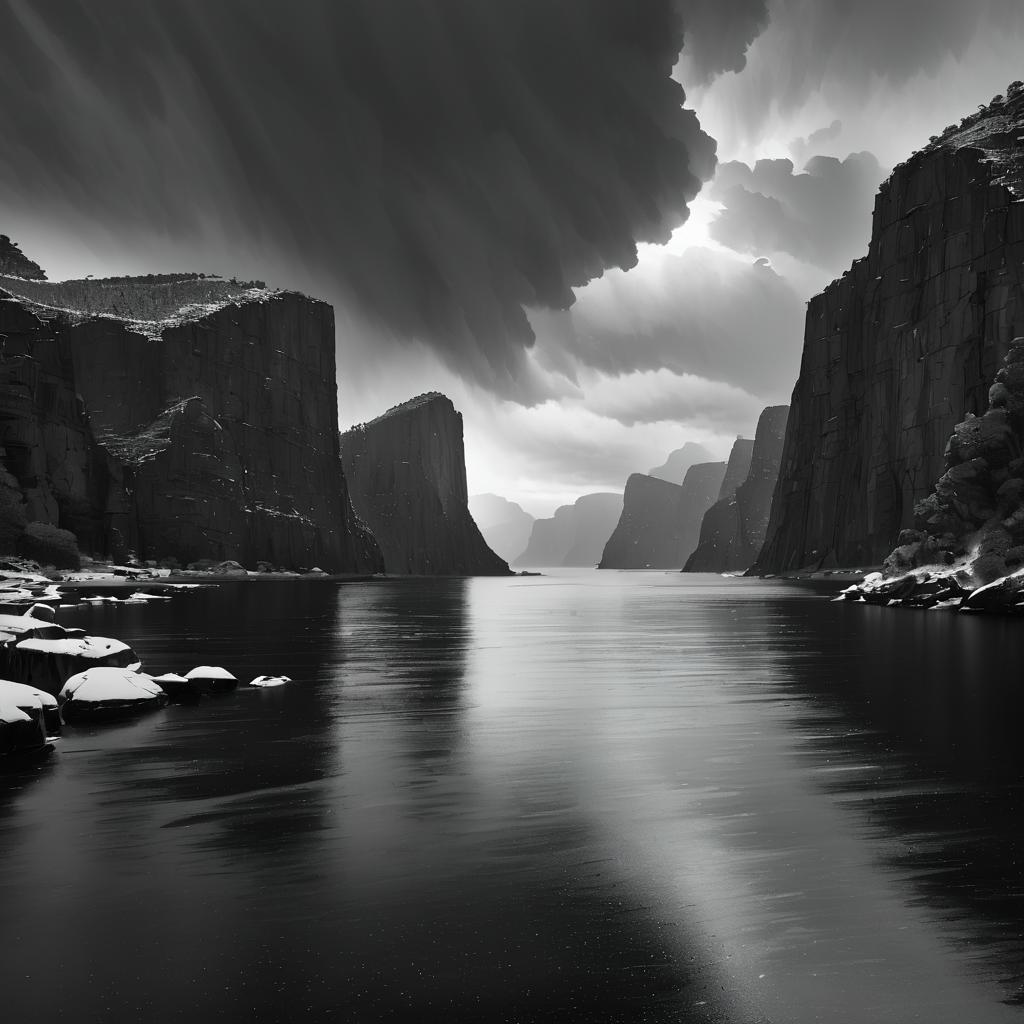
[2,1,1023,515]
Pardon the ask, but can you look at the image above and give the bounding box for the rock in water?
[754,87,1024,573]
[0,271,381,573]
[340,393,510,575]
[685,407,789,573]
[0,679,61,755]
[250,675,291,687]
[60,667,166,717]
[598,461,725,570]
[516,493,624,568]
[184,665,238,693]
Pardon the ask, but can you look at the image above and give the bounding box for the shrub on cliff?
[17,522,81,569]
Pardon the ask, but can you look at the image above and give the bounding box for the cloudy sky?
[2,1,1023,515]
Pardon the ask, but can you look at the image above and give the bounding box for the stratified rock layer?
[755,89,1024,572]
[0,277,380,571]
[598,461,726,569]
[685,407,789,572]
[340,393,509,575]
[515,493,623,568]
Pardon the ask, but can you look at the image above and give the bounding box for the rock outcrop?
[648,442,714,485]
[685,407,789,572]
[0,268,381,572]
[0,236,45,280]
[340,393,509,575]
[468,494,535,565]
[515,492,623,568]
[754,85,1024,573]
[598,461,726,569]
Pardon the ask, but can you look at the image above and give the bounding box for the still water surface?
[2,571,1024,1022]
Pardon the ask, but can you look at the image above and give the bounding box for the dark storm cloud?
[0,0,724,399]
[674,0,769,83]
[709,152,886,276]
[712,0,1024,139]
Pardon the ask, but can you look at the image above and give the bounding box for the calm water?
[2,571,1024,1022]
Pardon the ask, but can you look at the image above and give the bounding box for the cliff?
[0,236,45,280]
[598,461,726,569]
[468,493,535,565]
[340,393,509,575]
[755,85,1024,573]
[648,442,714,485]
[515,492,623,568]
[715,438,754,501]
[685,406,789,572]
[597,474,685,569]
[0,269,381,572]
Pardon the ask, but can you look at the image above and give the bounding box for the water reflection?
[1,574,1023,1020]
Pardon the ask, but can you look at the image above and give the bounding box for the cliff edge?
[340,393,509,575]
[0,267,381,572]
[685,407,788,573]
[755,84,1024,573]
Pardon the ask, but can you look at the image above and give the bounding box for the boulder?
[59,668,166,717]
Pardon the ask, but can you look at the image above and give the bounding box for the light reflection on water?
[0,571,1023,1021]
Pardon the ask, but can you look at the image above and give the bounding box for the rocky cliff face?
[685,406,789,572]
[597,474,685,569]
[515,492,623,568]
[0,236,45,280]
[0,271,380,571]
[468,493,535,565]
[340,393,509,575]
[598,461,726,569]
[715,438,754,501]
[755,87,1024,573]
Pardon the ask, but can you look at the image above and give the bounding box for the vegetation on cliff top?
[0,271,270,325]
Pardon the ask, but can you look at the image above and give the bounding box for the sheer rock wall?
[0,285,380,571]
[340,393,509,575]
[755,92,1024,572]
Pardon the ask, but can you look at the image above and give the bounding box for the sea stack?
[0,265,380,572]
[685,407,789,573]
[754,86,1024,573]
[340,393,509,575]
[598,461,726,569]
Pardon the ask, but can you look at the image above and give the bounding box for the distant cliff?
[685,407,788,572]
[716,439,754,501]
[755,86,1024,573]
[468,493,535,565]
[648,442,714,485]
[0,266,380,571]
[340,393,509,575]
[599,461,725,569]
[515,492,623,568]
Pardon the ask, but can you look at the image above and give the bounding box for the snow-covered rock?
[0,678,60,754]
[59,668,166,716]
[184,665,237,693]
[250,675,291,688]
